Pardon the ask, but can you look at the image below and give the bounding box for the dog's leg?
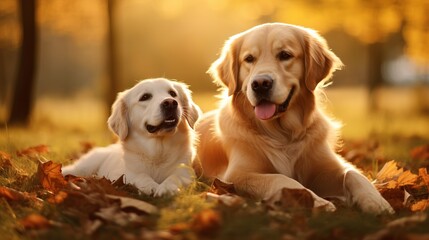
[62,148,108,177]
[344,170,394,214]
[225,172,336,211]
[125,172,159,196]
[154,164,194,197]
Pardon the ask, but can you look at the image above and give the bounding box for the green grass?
[0,87,428,239]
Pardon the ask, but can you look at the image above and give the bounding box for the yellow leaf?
[17,145,49,157]
[386,180,398,189]
[411,199,429,212]
[397,170,419,187]
[419,168,429,187]
[376,160,403,183]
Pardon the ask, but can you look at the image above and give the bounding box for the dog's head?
[108,78,201,140]
[209,23,343,121]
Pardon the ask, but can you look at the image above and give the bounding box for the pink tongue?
[255,102,276,120]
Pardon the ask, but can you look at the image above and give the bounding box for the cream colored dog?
[62,78,201,196]
[195,23,394,214]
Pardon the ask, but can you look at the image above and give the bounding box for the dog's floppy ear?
[208,35,242,96]
[302,29,343,91]
[108,91,129,141]
[174,82,202,129]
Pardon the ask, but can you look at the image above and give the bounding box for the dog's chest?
[264,141,303,177]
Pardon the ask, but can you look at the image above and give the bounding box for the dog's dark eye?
[244,54,255,63]
[278,50,293,61]
[139,93,152,101]
[169,90,177,97]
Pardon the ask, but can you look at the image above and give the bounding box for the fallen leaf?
[411,200,429,212]
[112,175,125,187]
[17,145,49,157]
[375,160,418,189]
[19,213,51,230]
[47,191,68,204]
[106,194,158,214]
[210,178,236,195]
[265,188,314,211]
[37,160,68,192]
[95,205,142,226]
[397,170,419,187]
[418,168,429,187]
[0,186,29,201]
[376,160,403,183]
[191,209,222,236]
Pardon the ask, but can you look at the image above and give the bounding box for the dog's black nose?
[251,75,273,95]
[161,99,178,111]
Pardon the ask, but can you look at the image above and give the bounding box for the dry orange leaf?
[0,186,28,201]
[265,188,315,211]
[20,213,51,230]
[397,170,419,187]
[376,160,418,189]
[411,199,429,212]
[376,160,403,183]
[419,168,429,187]
[47,191,68,204]
[37,160,68,192]
[17,145,49,157]
[210,178,236,195]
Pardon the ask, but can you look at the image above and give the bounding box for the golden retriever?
[63,78,201,196]
[195,23,393,213]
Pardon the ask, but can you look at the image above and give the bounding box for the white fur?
[62,78,201,196]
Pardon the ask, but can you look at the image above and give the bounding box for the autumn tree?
[9,0,37,125]
[106,0,119,110]
[224,0,428,111]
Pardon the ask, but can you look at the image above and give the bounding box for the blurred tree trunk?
[0,50,6,106]
[106,0,119,113]
[367,42,384,112]
[9,0,37,125]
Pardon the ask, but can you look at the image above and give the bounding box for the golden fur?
[195,23,393,213]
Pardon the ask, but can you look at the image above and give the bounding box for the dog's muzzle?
[146,99,180,133]
[253,86,296,120]
[251,75,273,99]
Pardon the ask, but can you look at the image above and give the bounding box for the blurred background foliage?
[0,0,428,138]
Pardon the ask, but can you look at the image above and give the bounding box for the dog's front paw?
[355,193,394,214]
[135,182,159,196]
[154,181,180,197]
[313,195,337,212]
[344,171,394,214]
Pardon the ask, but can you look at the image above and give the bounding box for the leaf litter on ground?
[1,140,429,239]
